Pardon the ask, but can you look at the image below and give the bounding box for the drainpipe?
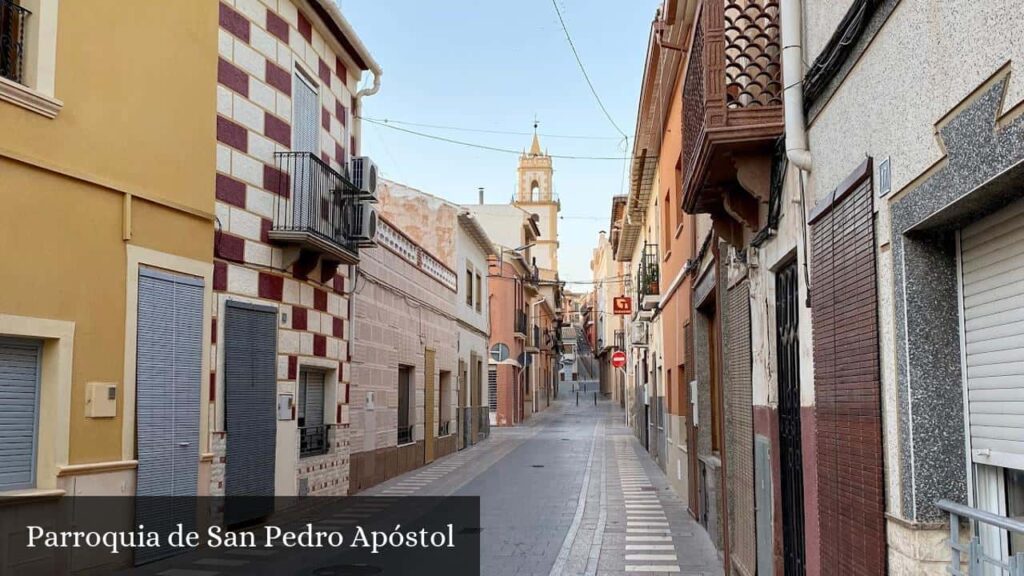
[530,296,547,415]
[782,0,812,171]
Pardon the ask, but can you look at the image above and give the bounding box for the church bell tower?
[513,125,560,278]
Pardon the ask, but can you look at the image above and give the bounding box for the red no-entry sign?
[611,350,627,368]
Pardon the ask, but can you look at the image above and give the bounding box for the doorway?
[776,259,806,576]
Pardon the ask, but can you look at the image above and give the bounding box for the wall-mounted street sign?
[611,350,627,368]
[612,296,632,315]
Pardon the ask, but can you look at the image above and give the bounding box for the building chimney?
[478,187,485,204]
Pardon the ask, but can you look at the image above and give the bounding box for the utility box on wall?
[85,382,117,418]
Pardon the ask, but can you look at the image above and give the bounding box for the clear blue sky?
[341,1,658,287]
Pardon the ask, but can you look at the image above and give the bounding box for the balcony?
[637,243,660,311]
[0,0,29,85]
[614,329,626,351]
[681,0,783,232]
[514,310,527,338]
[269,152,363,265]
[299,425,328,457]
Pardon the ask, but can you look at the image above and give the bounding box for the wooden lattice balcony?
[681,0,784,216]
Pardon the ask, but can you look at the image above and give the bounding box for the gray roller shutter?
[960,198,1024,462]
[0,337,41,491]
[292,72,319,228]
[224,301,278,512]
[135,267,203,565]
[300,370,325,427]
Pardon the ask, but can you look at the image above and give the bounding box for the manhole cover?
[532,464,545,468]
[312,565,382,576]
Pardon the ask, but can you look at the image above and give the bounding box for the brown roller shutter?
[725,280,755,575]
[809,160,885,575]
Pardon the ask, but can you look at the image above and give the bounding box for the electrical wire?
[359,117,632,161]
[360,117,627,141]
[549,0,628,141]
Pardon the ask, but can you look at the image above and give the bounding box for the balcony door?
[292,71,319,229]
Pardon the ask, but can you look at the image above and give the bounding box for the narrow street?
[365,382,721,576]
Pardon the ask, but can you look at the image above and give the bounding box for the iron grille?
[637,243,661,300]
[299,425,328,457]
[271,152,361,255]
[776,261,806,576]
[397,425,413,445]
[0,0,29,85]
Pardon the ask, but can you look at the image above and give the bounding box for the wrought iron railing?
[438,420,451,437]
[271,152,361,256]
[0,0,29,85]
[299,425,328,457]
[614,329,625,351]
[937,499,1024,575]
[397,425,413,445]
[637,243,660,300]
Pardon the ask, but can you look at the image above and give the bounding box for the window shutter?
[0,337,41,490]
[960,198,1024,462]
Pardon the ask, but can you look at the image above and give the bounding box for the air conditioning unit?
[350,156,378,201]
[351,202,378,247]
[631,321,649,347]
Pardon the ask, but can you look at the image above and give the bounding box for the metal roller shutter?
[224,301,278,525]
[135,267,204,565]
[301,370,325,427]
[0,338,41,491]
[960,198,1024,463]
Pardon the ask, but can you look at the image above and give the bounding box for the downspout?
[782,0,811,171]
[782,0,815,307]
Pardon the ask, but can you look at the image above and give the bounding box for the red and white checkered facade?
[210,0,362,497]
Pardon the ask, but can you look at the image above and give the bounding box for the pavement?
[127,382,722,576]
[365,381,722,576]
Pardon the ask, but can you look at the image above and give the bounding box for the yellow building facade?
[0,0,218,499]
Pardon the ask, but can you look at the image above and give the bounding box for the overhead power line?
[361,117,627,141]
[360,117,632,161]
[550,0,628,141]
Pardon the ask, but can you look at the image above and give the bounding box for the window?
[475,273,482,312]
[298,369,327,457]
[663,189,672,248]
[465,267,473,306]
[0,0,62,117]
[531,180,540,201]
[0,337,41,491]
[674,156,683,230]
[490,343,510,362]
[0,0,29,84]
[397,365,413,445]
[1008,468,1024,554]
[438,371,452,436]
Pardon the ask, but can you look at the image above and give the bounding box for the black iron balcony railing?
[515,310,528,335]
[299,425,328,457]
[0,0,30,85]
[270,152,362,263]
[397,425,413,445]
[614,329,625,351]
[637,243,661,302]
